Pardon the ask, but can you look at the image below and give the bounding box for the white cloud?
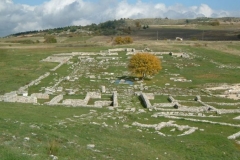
[0,0,239,37]
[154,3,167,12]
[197,4,213,17]
[13,22,42,33]
[72,19,92,26]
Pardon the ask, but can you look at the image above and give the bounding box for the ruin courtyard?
[1,47,240,143]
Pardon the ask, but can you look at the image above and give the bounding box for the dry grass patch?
[196,73,220,79]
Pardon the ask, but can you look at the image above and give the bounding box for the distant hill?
[7,17,240,40]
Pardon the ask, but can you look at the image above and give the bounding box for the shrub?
[124,36,133,43]
[114,36,123,44]
[44,36,57,43]
[114,36,133,44]
[128,52,162,79]
[209,20,220,26]
[237,34,240,39]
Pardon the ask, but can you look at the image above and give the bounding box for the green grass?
[180,101,203,107]
[1,102,240,160]
[201,96,240,103]
[0,49,56,93]
[1,34,240,159]
[150,95,169,103]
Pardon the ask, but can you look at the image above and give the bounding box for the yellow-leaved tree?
[128,53,162,79]
[114,36,133,44]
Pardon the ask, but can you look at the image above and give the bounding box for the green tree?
[128,53,162,79]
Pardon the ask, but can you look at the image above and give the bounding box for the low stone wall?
[41,56,72,71]
[145,93,154,100]
[31,93,49,99]
[41,56,72,63]
[84,92,101,104]
[47,94,63,105]
[86,92,101,99]
[50,62,65,71]
[108,48,125,52]
[152,112,209,118]
[132,121,198,136]
[153,103,174,108]
[195,95,201,101]
[46,92,105,107]
[2,91,17,102]
[217,109,240,114]
[167,95,181,109]
[94,101,112,107]
[18,72,50,93]
[2,91,38,104]
[62,99,87,106]
[198,100,218,112]
[228,131,240,139]
[140,93,152,108]
[112,91,118,107]
[168,95,176,103]
[14,96,37,104]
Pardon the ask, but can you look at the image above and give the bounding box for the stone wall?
[145,93,154,100]
[50,62,65,71]
[168,95,176,103]
[228,131,240,139]
[62,99,87,106]
[167,95,182,108]
[47,92,104,107]
[94,101,112,107]
[2,91,17,102]
[140,92,152,108]
[47,94,63,105]
[3,92,37,103]
[14,96,37,104]
[18,72,50,94]
[41,56,72,63]
[108,48,125,52]
[153,103,174,108]
[31,93,49,99]
[112,91,118,107]
[198,100,218,112]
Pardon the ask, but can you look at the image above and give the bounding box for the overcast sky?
[1,0,240,37]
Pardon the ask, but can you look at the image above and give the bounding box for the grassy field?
[0,24,240,159]
[1,102,240,160]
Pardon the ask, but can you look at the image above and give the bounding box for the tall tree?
[128,53,162,79]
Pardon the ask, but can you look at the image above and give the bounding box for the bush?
[124,36,133,43]
[44,36,57,43]
[114,36,133,44]
[209,20,220,26]
[128,52,162,79]
[237,34,240,39]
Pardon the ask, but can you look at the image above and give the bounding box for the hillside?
[5,17,240,41]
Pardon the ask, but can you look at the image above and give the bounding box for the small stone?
[87,144,95,149]
[24,137,30,141]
